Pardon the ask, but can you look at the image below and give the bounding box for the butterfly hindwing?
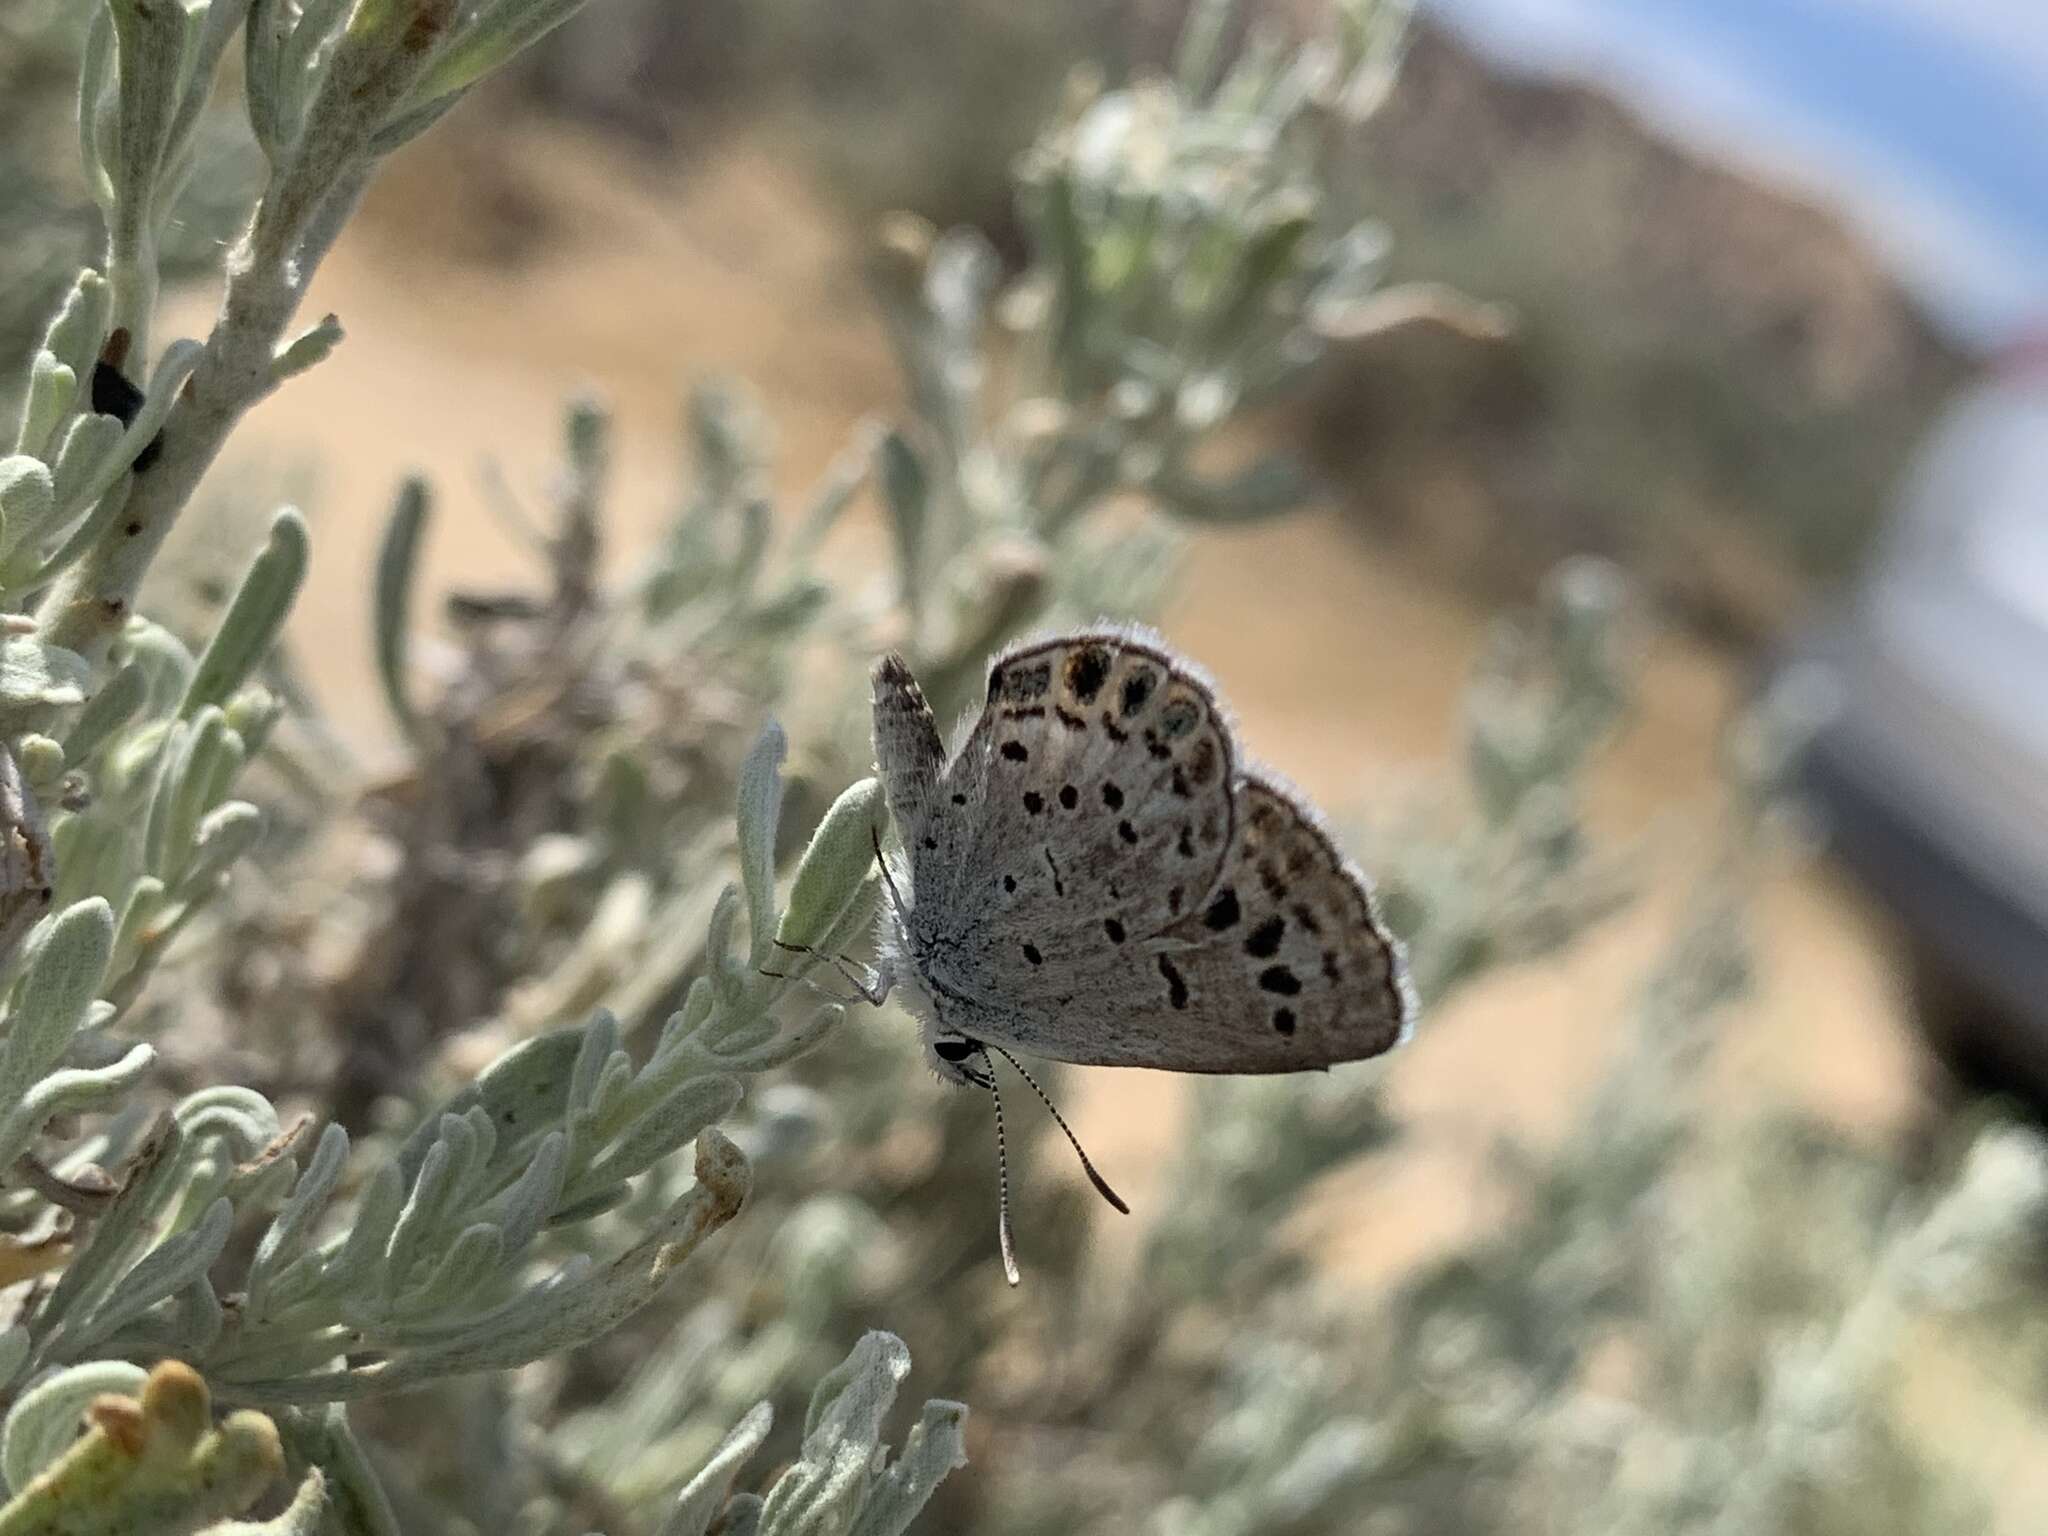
[965,775,1411,1070]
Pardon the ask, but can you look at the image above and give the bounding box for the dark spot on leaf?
[1059,784,1078,810]
[91,361,145,426]
[1104,918,1125,943]
[1001,741,1029,763]
[1157,955,1189,1009]
[1245,915,1285,958]
[1102,782,1125,810]
[1066,644,1111,702]
[1203,887,1241,930]
[1023,943,1043,965]
[1273,1007,1297,1035]
[1258,966,1301,996]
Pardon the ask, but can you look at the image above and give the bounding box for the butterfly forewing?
[903,633,1238,1004]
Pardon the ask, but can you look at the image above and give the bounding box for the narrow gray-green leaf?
[658,1402,773,1536]
[735,722,786,965]
[374,476,430,746]
[0,898,114,1102]
[182,507,311,716]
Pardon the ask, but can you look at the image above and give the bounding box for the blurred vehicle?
[1785,335,2048,1098]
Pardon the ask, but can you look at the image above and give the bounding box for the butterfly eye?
[932,1038,978,1064]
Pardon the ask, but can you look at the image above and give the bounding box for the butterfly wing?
[900,631,1239,1013]
[976,774,1416,1072]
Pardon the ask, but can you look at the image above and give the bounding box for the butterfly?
[788,628,1416,1280]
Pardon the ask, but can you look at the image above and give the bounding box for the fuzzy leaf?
[41,271,111,391]
[374,477,429,746]
[876,432,930,614]
[12,355,75,463]
[1,1360,149,1493]
[0,899,115,1105]
[776,777,883,953]
[182,508,310,717]
[735,724,786,966]
[658,1402,773,1536]
[0,635,92,710]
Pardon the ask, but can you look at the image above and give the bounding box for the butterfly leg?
[766,939,893,1007]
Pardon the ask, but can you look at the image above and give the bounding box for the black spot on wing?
[1258,965,1301,996]
[1202,887,1241,930]
[1065,644,1112,702]
[1120,669,1156,715]
[1157,955,1189,1009]
[993,660,1051,702]
[1244,915,1285,958]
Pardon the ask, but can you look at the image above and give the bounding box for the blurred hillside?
[518,3,1980,646]
[1,2,1976,647]
[1320,20,1976,642]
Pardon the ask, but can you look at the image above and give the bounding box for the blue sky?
[1423,0,2048,349]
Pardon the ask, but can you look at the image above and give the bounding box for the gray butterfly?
[795,628,1416,1279]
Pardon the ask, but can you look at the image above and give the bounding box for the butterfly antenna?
[979,1050,1022,1286]
[988,1044,1131,1216]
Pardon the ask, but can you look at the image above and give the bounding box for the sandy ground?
[167,121,2040,1517]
